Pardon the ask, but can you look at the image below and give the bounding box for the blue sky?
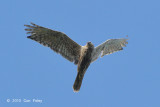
[0,0,160,107]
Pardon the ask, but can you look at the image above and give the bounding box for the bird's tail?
[73,72,84,92]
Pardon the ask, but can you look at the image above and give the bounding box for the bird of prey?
[24,23,128,92]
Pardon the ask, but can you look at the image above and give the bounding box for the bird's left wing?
[91,38,128,62]
[25,23,81,64]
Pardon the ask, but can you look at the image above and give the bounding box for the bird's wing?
[91,38,128,62]
[25,23,81,64]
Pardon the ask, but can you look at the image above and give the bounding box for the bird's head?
[87,42,94,48]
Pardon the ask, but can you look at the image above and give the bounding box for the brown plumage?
[25,23,81,64]
[24,23,128,92]
[73,42,94,92]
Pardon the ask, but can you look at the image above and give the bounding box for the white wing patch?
[91,38,128,62]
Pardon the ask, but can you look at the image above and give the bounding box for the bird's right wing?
[91,38,128,62]
[25,23,81,64]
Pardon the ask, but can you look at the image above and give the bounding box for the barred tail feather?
[73,72,84,92]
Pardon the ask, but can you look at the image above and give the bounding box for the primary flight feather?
[24,23,128,92]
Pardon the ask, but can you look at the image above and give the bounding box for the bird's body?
[25,23,128,92]
[73,42,94,91]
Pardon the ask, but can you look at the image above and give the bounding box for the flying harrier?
[24,23,128,92]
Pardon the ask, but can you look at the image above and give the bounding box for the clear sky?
[0,0,160,107]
